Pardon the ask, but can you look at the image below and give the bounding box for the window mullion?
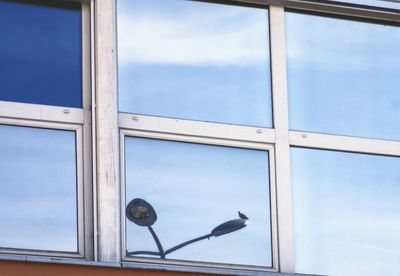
[82,0,94,261]
[269,5,295,273]
[94,0,121,263]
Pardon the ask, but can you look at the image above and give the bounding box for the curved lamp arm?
[165,233,212,256]
[148,225,165,259]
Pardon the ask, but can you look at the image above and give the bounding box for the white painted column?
[94,0,120,262]
[269,5,295,273]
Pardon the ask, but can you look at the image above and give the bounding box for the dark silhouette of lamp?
[126,198,248,259]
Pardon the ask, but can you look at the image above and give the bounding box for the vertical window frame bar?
[94,0,121,263]
[81,0,94,260]
[269,4,295,273]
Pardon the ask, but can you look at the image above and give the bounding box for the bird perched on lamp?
[238,211,249,220]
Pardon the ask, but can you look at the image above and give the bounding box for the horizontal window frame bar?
[122,258,279,275]
[0,116,82,132]
[0,101,84,125]
[192,0,400,22]
[7,0,82,9]
[0,119,85,259]
[283,0,400,23]
[120,128,273,150]
[290,130,400,157]
[0,249,84,260]
[119,113,275,145]
[119,129,278,273]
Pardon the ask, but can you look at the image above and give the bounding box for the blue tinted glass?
[291,147,400,276]
[286,12,400,140]
[0,0,82,107]
[125,137,272,266]
[118,0,272,127]
[0,124,78,252]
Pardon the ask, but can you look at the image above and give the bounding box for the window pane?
[118,0,272,127]
[0,0,82,107]
[125,137,272,266]
[291,147,400,276]
[286,12,400,140]
[0,125,78,252]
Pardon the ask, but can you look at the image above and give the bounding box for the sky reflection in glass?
[286,12,400,140]
[125,137,272,266]
[0,125,78,252]
[0,0,82,107]
[291,147,400,276]
[118,0,272,127]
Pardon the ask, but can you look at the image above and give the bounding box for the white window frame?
[0,0,93,260]
[94,0,400,275]
[119,127,279,273]
[114,0,280,272]
[0,116,85,258]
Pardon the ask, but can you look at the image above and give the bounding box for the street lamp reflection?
[126,198,249,259]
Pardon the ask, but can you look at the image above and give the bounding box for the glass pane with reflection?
[125,137,272,266]
[286,12,400,140]
[118,0,272,127]
[291,147,400,276]
[0,125,78,252]
[0,0,82,107]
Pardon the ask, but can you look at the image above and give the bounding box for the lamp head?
[126,198,157,227]
[211,218,247,237]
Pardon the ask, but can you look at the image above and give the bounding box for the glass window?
[291,147,400,276]
[124,137,272,267]
[118,0,272,127]
[0,0,82,107]
[286,12,400,140]
[0,125,78,252]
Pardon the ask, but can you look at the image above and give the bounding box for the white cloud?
[117,10,268,66]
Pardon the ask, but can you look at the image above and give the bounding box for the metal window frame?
[93,0,400,275]
[0,0,92,260]
[0,117,85,258]
[119,128,279,273]
[114,1,281,273]
[280,1,400,275]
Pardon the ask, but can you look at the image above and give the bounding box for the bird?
[238,211,249,220]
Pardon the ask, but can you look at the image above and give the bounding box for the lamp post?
[126,198,248,259]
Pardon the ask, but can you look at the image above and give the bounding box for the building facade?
[0,0,399,275]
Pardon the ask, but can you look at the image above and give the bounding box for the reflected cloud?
[117,0,272,127]
[118,0,268,66]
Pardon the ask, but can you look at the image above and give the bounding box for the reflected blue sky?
[0,125,77,252]
[291,147,400,275]
[125,137,272,266]
[286,12,400,140]
[117,0,272,127]
[0,0,82,107]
